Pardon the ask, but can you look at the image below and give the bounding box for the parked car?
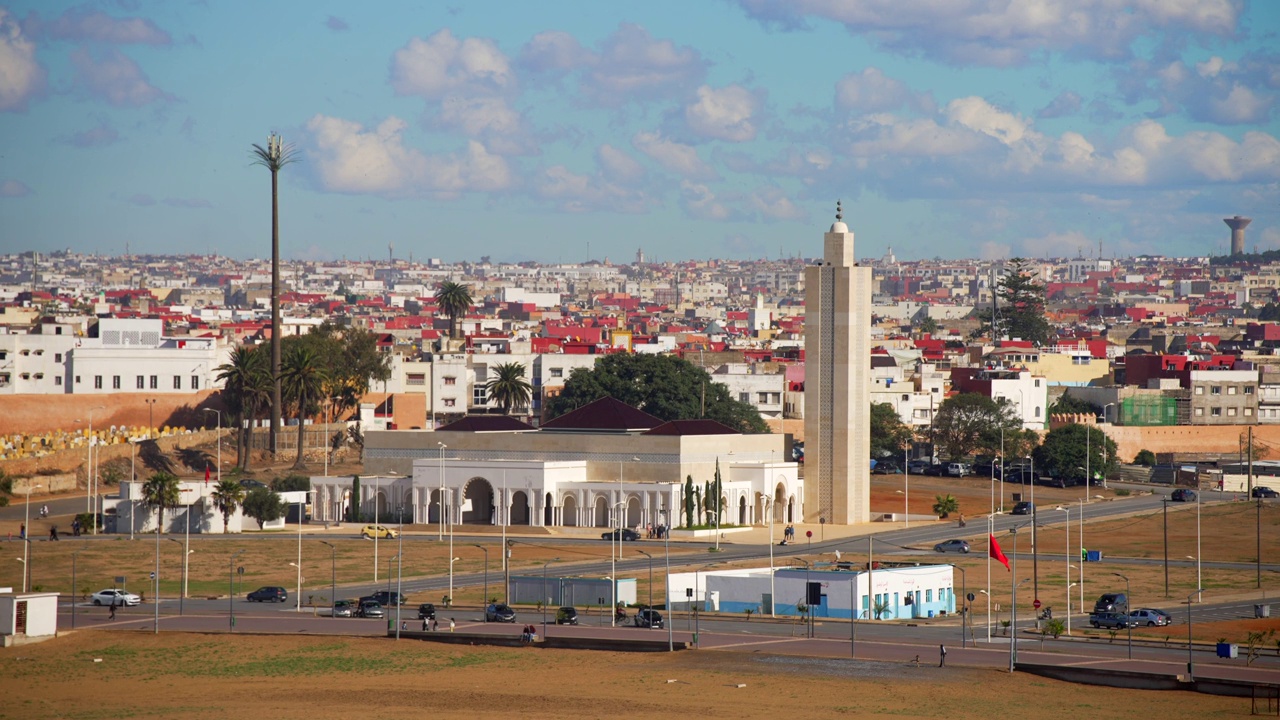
[1171,489,1197,502]
[357,600,385,618]
[91,589,141,606]
[1006,470,1039,485]
[601,528,641,541]
[871,460,901,475]
[247,586,287,603]
[555,606,579,625]
[1252,487,1279,499]
[1011,501,1034,516]
[332,600,356,618]
[945,463,972,477]
[486,603,516,622]
[361,524,398,539]
[906,460,933,474]
[933,539,971,554]
[1130,608,1172,627]
[416,603,436,620]
[973,458,1002,478]
[1093,592,1129,614]
[633,608,664,629]
[1089,611,1135,629]
[364,590,408,607]
[922,463,949,476]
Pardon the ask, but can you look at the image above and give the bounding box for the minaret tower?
[803,201,872,524]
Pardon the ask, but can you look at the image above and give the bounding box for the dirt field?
[0,632,1247,720]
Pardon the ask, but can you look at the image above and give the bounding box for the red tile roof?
[541,396,663,432]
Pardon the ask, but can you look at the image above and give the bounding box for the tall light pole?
[904,447,910,528]
[202,408,222,486]
[448,556,460,608]
[637,550,653,620]
[473,544,489,619]
[1009,526,1021,672]
[1186,587,1203,679]
[437,442,447,541]
[664,507,673,651]
[84,405,104,518]
[229,549,244,632]
[71,545,84,629]
[949,564,967,648]
[1058,506,1070,635]
[319,541,335,619]
[154,499,161,634]
[1162,498,1170,597]
[1112,572,1132,659]
[765,495,776,617]
[166,538,190,616]
[22,483,40,592]
[1196,488,1202,602]
[1029,454,1038,606]
[542,557,560,640]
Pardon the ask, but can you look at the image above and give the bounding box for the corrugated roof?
[540,396,663,432]
[437,415,536,433]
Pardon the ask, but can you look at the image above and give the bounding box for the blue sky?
[1,0,1278,263]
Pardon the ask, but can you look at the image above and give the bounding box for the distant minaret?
[636,247,645,265]
[803,201,872,525]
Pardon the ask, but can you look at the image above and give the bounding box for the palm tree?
[433,281,473,339]
[932,493,959,519]
[251,133,298,459]
[280,344,329,469]
[210,479,245,534]
[483,362,533,415]
[142,471,181,534]
[216,346,272,470]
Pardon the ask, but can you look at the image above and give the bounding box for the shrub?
[1114,488,1131,497]
[1134,449,1156,466]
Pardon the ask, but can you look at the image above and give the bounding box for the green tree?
[1133,449,1156,466]
[251,133,298,459]
[210,479,245,534]
[301,322,392,424]
[484,361,533,415]
[271,474,311,492]
[932,393,1015,461]
[713,459,723,525]
[141,471,181,533]
[216,345,272,470]
[932,494,959,519]
[280,342,330,469]
[434,281,473,339]
[243,485,286,529]
[1032,423,1118,482]
[974,258,1052,344]
[915,315,939,337]
[684,475,694,528]
[870,402,914,459]
[547,353,769,434]
[1048,393,1101,417]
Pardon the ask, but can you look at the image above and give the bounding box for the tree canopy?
[484,361,533,415]
[547,353,769,434]
[972,258,1052,345]
[243,486,286,529]
[869,403,914,459]
[1032,423,1118,482]
[931,393,1020,460]
[1049,392,1101,417]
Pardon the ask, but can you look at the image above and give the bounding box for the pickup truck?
[1089,612,1135,629]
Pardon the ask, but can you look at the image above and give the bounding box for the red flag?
[205,465,211,485]
[989,534,1010,571]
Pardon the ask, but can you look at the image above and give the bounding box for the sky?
[1,1,1278,264]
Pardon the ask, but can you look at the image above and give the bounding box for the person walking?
[431,617,439,632]
[19,523,25,540]
[449,617,455,632]
[421,617,428,632]
[939,643,947,667]
[109,599,117,621]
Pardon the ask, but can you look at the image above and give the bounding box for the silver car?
[92,589,141,606]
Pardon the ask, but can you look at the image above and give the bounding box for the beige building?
[803,204,872,525]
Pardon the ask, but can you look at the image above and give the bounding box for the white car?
[91,589,141,606]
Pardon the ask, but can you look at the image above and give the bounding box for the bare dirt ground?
[0,632,1248,720]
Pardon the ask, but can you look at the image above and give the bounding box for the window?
[443,398,456,407]
[136,375,145,389]
[739,392,749,403]
[925,589,933,603]
[1195,386,1204,395]
[1245,386,1255,395]
[150,375,158,389]
[473,387,488,405]
[1228,386,1237,395]
[55,353,62,362]
[112,376,121,389]
[407,373,425,386]
[550,368,563,378]
[1034,379,1041,387]
[1246,408,1254,416]
[1211,386,1221,395]
[74,375,80,384]
[902,394,909,401]
[1034,406,1041,418]
[1228,408,1237,416]
[1211,407,1222,417]
[191,376,199,390]
[444,376,457,386]
[94,376,103,390]
[54,376,61,385]
[174,375,181,389]
[1195,407,1204,416]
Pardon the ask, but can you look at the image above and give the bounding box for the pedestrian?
[939,643,947,667]
[109,599,117,621]
[401,620,407,631]
[422,617,428,632]
[432,617,439,632]
[19,523,25,540]
[449,617,455,632]
[49,525,58,541]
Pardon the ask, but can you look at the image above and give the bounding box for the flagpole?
[986,514,992,643]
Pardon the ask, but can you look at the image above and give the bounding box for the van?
[946,463,971,477]
[1093,592,1128,614]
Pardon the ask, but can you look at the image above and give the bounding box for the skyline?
[1,1,1278,263]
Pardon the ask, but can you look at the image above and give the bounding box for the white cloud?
[305,114,512,198]
[835,67,924,113]
[61,120,119,148]
[945,97,1030,145]
[632,131,717,179]
[1019,231,1095,259]
[679,180,737,221]
[685,84,760,142]
[846,115,984,158]
[596,144,646,184]
[0,9,45,112]
[1119,52,1276,125]
[70,48,171,107]
[750,186,807,222]
[533,146,654,213]
[389,29,514,100]
[432,96,536,155]
[1037,91,1082,119]
[580,23,707,106]
[518,30,589,79]
[0,178,32,197]
[32,7,172,45]
[734,0,1240,67]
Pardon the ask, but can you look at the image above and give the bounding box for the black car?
[871,460,901,475]
[633,608,664,629]
[247,586,287,603]
[1005,469,1038,485]
[1093,592,1128,614]
[1252,487,1279,498]
[922,463,948,476]
[485,603,516,622]
[416,603,436,620]
[601,529,641,541]
[1171,489,1197,502]
[363,591,408,607]
[555,606,579,625]
[1011,501,1034,516]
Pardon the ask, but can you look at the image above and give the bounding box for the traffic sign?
[1033,599,1041,609]
[806,530,812,538]
[149,572,155,579]
[967,593,975,602]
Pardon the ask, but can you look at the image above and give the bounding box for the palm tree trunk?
[269,168,282,459]
[242,418,255,471]
[293,393,307,469]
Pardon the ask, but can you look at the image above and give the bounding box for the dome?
[829,221,849,233]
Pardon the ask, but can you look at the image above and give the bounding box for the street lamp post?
[1009,526,1020,672]
[949,564,967,648]
[1186,587,1203,679]
[202,408,222,486]
[1112,572,1132,659]
[437,442,447,541]
[904,448,910,529]
[166,538,190,616]
[664,508,673,651]
[610,501,625,627]
[542,557,560,640]
[1162,498,1170,597]
[22,483,40,592]
[473,544,489,620]
[448,556,460,609]
[1029,454,1038,606]
[229,549,245,632]
[71,545,84,629]
[154,498,161,635]
[1058,506,1071,635]
[637,550,653,622]
[319,541,335,619]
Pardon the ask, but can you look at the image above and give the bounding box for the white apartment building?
[713,364,785,419]
[69,318,227,396]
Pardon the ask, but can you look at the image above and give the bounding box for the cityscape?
[1,1,1278,718]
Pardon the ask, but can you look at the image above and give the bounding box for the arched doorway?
[544,492,553,526]
[462,478,495,524]
[593,496,608,527]
[738,495,747,525]
[562,495,578,527]
[427,488,446,524]
[625,496,641,528]
[402,490,413,524]
[774,482,786,523]
[375,490,388,519]
[511,491,531,525]
[787,495,795,523]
